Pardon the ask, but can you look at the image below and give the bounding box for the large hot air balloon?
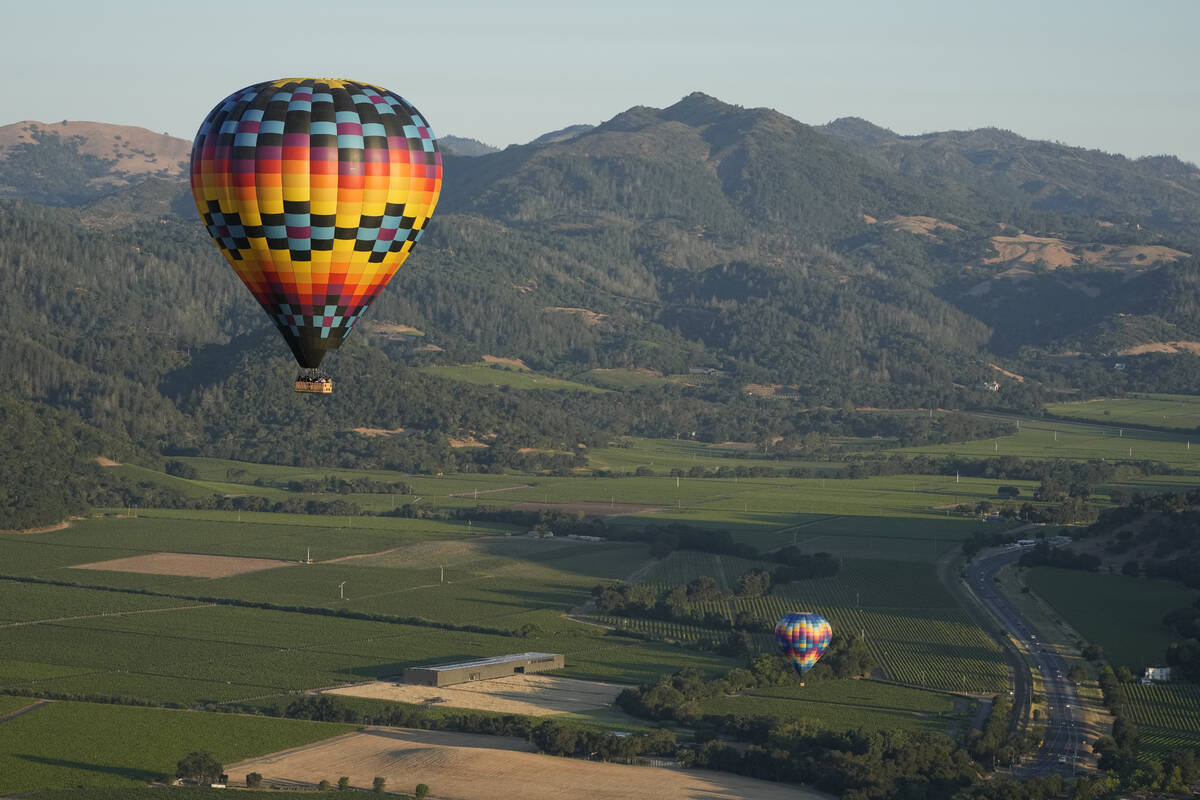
[190,78,442,393]
[775,611,832,676]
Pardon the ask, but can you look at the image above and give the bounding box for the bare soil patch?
[1118,340,1200,355]
[227,727,825,800]
[70,552,297,578]
[448,436,488,449]
[508,501,665,517]
[93,456,120,467]
[325,674,622,716]
[988,363,1026,382]
[350,427,408,437]
[481,354,530,370]
[742,383,786,396]
[883,215,961,238]
[544,306,609,325]
[361,322,424,337]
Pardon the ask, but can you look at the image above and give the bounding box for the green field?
[420,363,605,392]
[0,528,745,706]
[0,701,353,794]
[898,414,1200,470]
[12,412,1200,795]
[1025,568,1198,671]
[696,679,960,733]
[1046,394,1200,432]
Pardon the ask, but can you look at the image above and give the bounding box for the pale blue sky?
[3,0,1198,163]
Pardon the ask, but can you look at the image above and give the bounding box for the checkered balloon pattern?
[190,78,442,369]
[775,612,833,674]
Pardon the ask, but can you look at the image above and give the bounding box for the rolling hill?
[2,91,1200,501]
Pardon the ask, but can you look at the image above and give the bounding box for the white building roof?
[418,653,561,672]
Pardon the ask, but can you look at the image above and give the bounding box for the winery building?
[403,653,565,687]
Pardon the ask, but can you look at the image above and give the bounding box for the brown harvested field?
[228,727,826,800]
[70,552,296,578]
[508,501,665,517]
[324,674,623,716]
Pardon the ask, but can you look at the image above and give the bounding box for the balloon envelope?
[775,612,832,674]
[190,78,442,369]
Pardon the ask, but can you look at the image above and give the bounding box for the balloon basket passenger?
[294,370,333,394]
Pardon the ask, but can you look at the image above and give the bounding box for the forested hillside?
[4,92,1200,526]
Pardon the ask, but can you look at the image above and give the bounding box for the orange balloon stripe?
[191,78,442,368]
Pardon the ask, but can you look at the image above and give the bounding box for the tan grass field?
[481,354,531,370]
[984,234,1187,271]
[1117,341,1200,355]
[350,426,409,437]
[324,674,622,716]
[70,552,296,578]
[883,214,961,238]
[0,120,190,175]
[544,306,609,325]
[227,727,826,800]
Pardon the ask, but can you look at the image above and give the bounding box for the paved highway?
[967,546,1086,776]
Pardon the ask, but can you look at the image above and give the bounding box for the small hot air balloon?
[775,611,832,677]
[190,78,442,393]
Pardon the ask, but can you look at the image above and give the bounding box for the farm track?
[0,699,52,723]
[763,515,844,552]
[444,484,534,498]
[0,603,216,629]
[0,520,72,535]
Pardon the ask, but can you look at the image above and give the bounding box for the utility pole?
[440,565,444,583]
[338,581,346,600]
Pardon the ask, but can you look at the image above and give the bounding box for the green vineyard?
[1126,682,1200,759]
[625,552,1010,694]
